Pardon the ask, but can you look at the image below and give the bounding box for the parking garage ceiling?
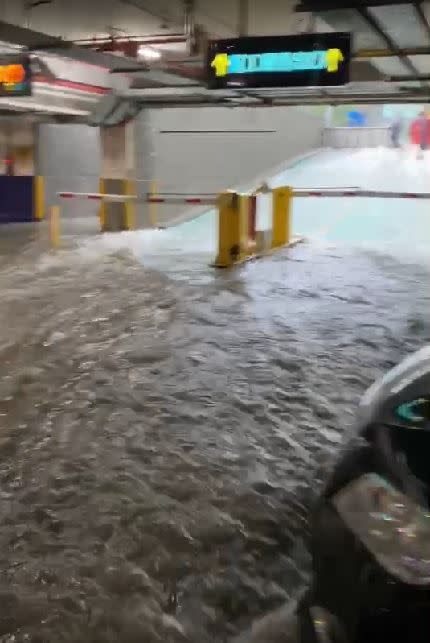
[0,0,429,116]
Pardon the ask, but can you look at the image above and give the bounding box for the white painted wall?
[137,105,323,224]
[35,104,323,227]
[37,123,101,218]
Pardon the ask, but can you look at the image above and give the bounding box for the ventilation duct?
[87,94,141,126]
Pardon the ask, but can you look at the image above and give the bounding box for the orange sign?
[0,55,31,96]
[0,64,26,86]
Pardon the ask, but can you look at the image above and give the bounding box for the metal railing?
[322,126,392,149]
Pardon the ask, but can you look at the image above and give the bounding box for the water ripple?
[0,240,428,642]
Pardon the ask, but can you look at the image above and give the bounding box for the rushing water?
[0,147,429,642]
[0,232,428,643]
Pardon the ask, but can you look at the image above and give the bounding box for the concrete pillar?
[100,122,138,232]
[100,113,157,231]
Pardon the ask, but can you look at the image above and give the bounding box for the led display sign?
[207,32,351,90]
[0,55,32,97]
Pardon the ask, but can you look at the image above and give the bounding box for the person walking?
[417,110,428,159]
[389,117,402,148]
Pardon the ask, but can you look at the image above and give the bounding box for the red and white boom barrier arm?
[293,189,430,199]
[57,189,430,203]
[57,192,137,203]
[57,192,217,205]
[145,196,217,205]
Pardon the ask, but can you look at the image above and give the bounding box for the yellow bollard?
[214,192,249,268]
[149,180,158,228]
[272,186,292,249]
[50,205,60,248]
[240,194,253,258]
[33,176,45,220]
[124,179,136,230]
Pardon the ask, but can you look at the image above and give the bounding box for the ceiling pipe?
[79,2,196,49]
[356,45,430,57]
[75,2,197,57]
[74,38,190,58]
[75,35,188,46]
[118,36,187,45]
[387,73,430,82]
[295,0,421,10]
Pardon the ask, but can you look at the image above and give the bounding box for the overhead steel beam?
[357,5,422,80]
[388,73,430,82]
[131,93,430,107]
[356,45,430,57]
[295,0,416,11]
[122,84,430,102]
[294,2,428,85]
[413,1,430,41]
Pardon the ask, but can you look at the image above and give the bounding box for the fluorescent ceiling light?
[138,46,161,60]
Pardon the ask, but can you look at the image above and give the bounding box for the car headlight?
[332,473,430,586]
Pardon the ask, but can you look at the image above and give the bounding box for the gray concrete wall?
[37,123,101,220]
[36,105,323,228]
[138,105,324,225]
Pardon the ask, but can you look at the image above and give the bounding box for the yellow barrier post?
[50,205,60,248]
[124,179,136,230]
[149,180,158,228]
[214,192,249,268]
[99,178,106,232]
[33,176,45,220]
[272,186,292,249]
[240,194,253,259]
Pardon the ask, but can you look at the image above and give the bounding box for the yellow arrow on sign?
[326,48,344,73]
[211,53,230,77]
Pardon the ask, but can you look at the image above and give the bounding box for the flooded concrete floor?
[0,230,429,642]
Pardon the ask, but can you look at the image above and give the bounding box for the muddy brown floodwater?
[0,232,429,643]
